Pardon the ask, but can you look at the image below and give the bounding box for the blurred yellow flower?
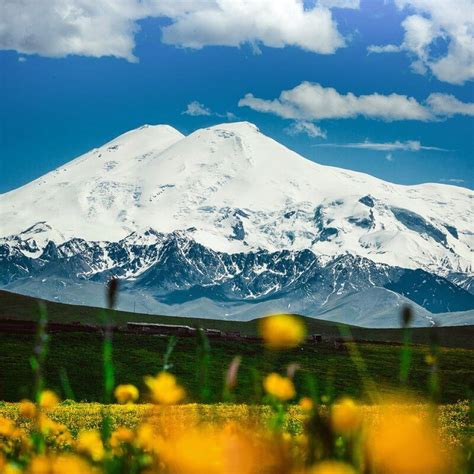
[366,406,450,474]
[38,414,58,434]
[110,426,134,448]
[4,464,22,474]
[299,397,314,412]
[158,429,225,473]
[260,314,306,349]
[76,430,105,462]
[157,425,280,474]
[19,399,36,419]
[135,423,159,453]
[114,384,139,404]
[309,460,356,474]
[39,390,59,410]
[331,398,361,435]
[264,373,295,401]
[425,354,436,365]
[0,416,16,437]
[37,414,68,439]
[29,455,92,474]
[144,372,185,405]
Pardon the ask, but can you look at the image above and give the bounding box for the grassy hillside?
[1,289,474,349]
[1,328,473,404]
[1,289,473,404]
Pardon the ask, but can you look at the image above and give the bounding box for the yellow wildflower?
[331,398,361,435]
[157,426,278,474]
[4,464,22,474]
[39,390,59,410]
[38,414,66,436]
[135,423,158,453]
[264,373,295,401]
[299,397,314,412]
[29,455,92,474]
[114,384,139,404]
[144,372,185,405]
[260,314,306,349]
[19,399,36,419]
[425,354,436,365]
[76,430,104,462]
[366,406,450,474]
[28,456,50,474]
[309,460,356,474]
[110,426,135,448]
[0,416,16,437]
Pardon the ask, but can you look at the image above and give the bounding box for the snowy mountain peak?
[106,123,184,143]
[99,123,185,158]
[207,121,260,134]
[0,122,473,279]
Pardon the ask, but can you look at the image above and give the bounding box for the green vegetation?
[1,330,473,404]
[1,289,473,404]
[0,290,472,473]
[1,289,474,348]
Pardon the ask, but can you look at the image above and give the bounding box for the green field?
[1,289,473,404]
[1,328,473,404]
[2,289,474,348]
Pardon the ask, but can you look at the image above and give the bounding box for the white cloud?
[368,0,474,84]
[318,0,360,9]
[224,111,237,120]
[315,139,447,151]
[0,0,144,61]
[0,0,354,60]
[386,152,394,161]
[18,56,27,62]
[160,1,346,54]
[440,178,465,184]
[238,82,474,122]
[367,44,401,53]
[183,101,212,116]
[183,100,236,120]
[426,93,474,117]
[239,82,432,121]
[284,121,327,138]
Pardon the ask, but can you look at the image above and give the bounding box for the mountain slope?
[1,122,472,273]
[1,122,473,327]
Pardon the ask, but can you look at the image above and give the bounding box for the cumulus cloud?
[0,0,144,61]
[160,0,346,54]
[368,0,474,84]
[315,139,447,151]
[0,0,353,60]
[284,121,327,138]
[426,93,474,117]
[183,101,236,120]
[238,82,474,122]
[183,101,212,116]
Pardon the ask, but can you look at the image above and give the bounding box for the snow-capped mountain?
[1,122,473,327]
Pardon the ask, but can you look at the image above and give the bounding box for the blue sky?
[1,0,473,193]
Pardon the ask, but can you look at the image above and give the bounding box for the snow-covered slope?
[1,122,472,276]
[1,124,184,242]
[1,122,473,327]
